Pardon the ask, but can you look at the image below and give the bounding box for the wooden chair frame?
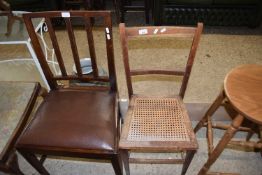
[119,23,203,175]
[16,11,122,175]
[0,82,43,174]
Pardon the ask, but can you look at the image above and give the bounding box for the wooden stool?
[194,64,262,175]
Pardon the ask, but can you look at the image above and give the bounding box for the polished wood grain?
[195,64,262,175]
[224,64,262,124]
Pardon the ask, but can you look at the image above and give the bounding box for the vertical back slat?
[119,23,133,98]
[179,23,203,99]
[45,17,67,76]
[23,15,57,89]
[64,17,82,76]
[104,14,117,92]
[84,16,99,77]
[24,11,115,90]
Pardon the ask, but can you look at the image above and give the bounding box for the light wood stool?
[194,64,262,175]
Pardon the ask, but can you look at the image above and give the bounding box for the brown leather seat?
[18,89,117,152]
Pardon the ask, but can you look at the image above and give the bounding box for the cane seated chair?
[119,23,203,175]
[16,11,122,175]
[194,64,262,175]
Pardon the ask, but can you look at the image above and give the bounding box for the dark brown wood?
[17,11,122,175]
[120,150,130,175]
[23,11,118,91]
[65,17,82,76]
[5,153,23,175]
[23,14,57,89]
[53,75,109,82]
[39,155,47,164]
[181,150,196,175]
[84,16,98,77]
[111,154,123,175]
[104,14,118,92]
[18,150,50,175]
[45,18,67,76]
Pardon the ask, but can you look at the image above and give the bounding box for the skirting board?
[119,99,231,121]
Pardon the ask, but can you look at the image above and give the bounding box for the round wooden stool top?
[224,64,262,125]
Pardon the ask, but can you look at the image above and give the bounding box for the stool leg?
[181,150,196,175]
[197,114,244,175]
[194,90,225,133]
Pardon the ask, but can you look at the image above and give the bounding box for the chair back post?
[23,14,57,89]
[104,13,118,93]
[119,23,203,99]
[119,23,133,98]
[179,22,203,99]
[23,11,117,91]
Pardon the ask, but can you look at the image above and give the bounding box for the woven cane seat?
[120,96,198,150]
[128,97,190,142]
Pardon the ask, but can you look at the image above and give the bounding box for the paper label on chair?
[107,34,111,40]
[153,28,159,34]
[61,12,70,18]
[160,28,166,33]
[138,29,148,35]
[105,27,110,34]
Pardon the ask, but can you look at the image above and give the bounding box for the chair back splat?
[23,11,117,92]
[119,23,203,175]
[16,11,123,175]
[119,23,203,99]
